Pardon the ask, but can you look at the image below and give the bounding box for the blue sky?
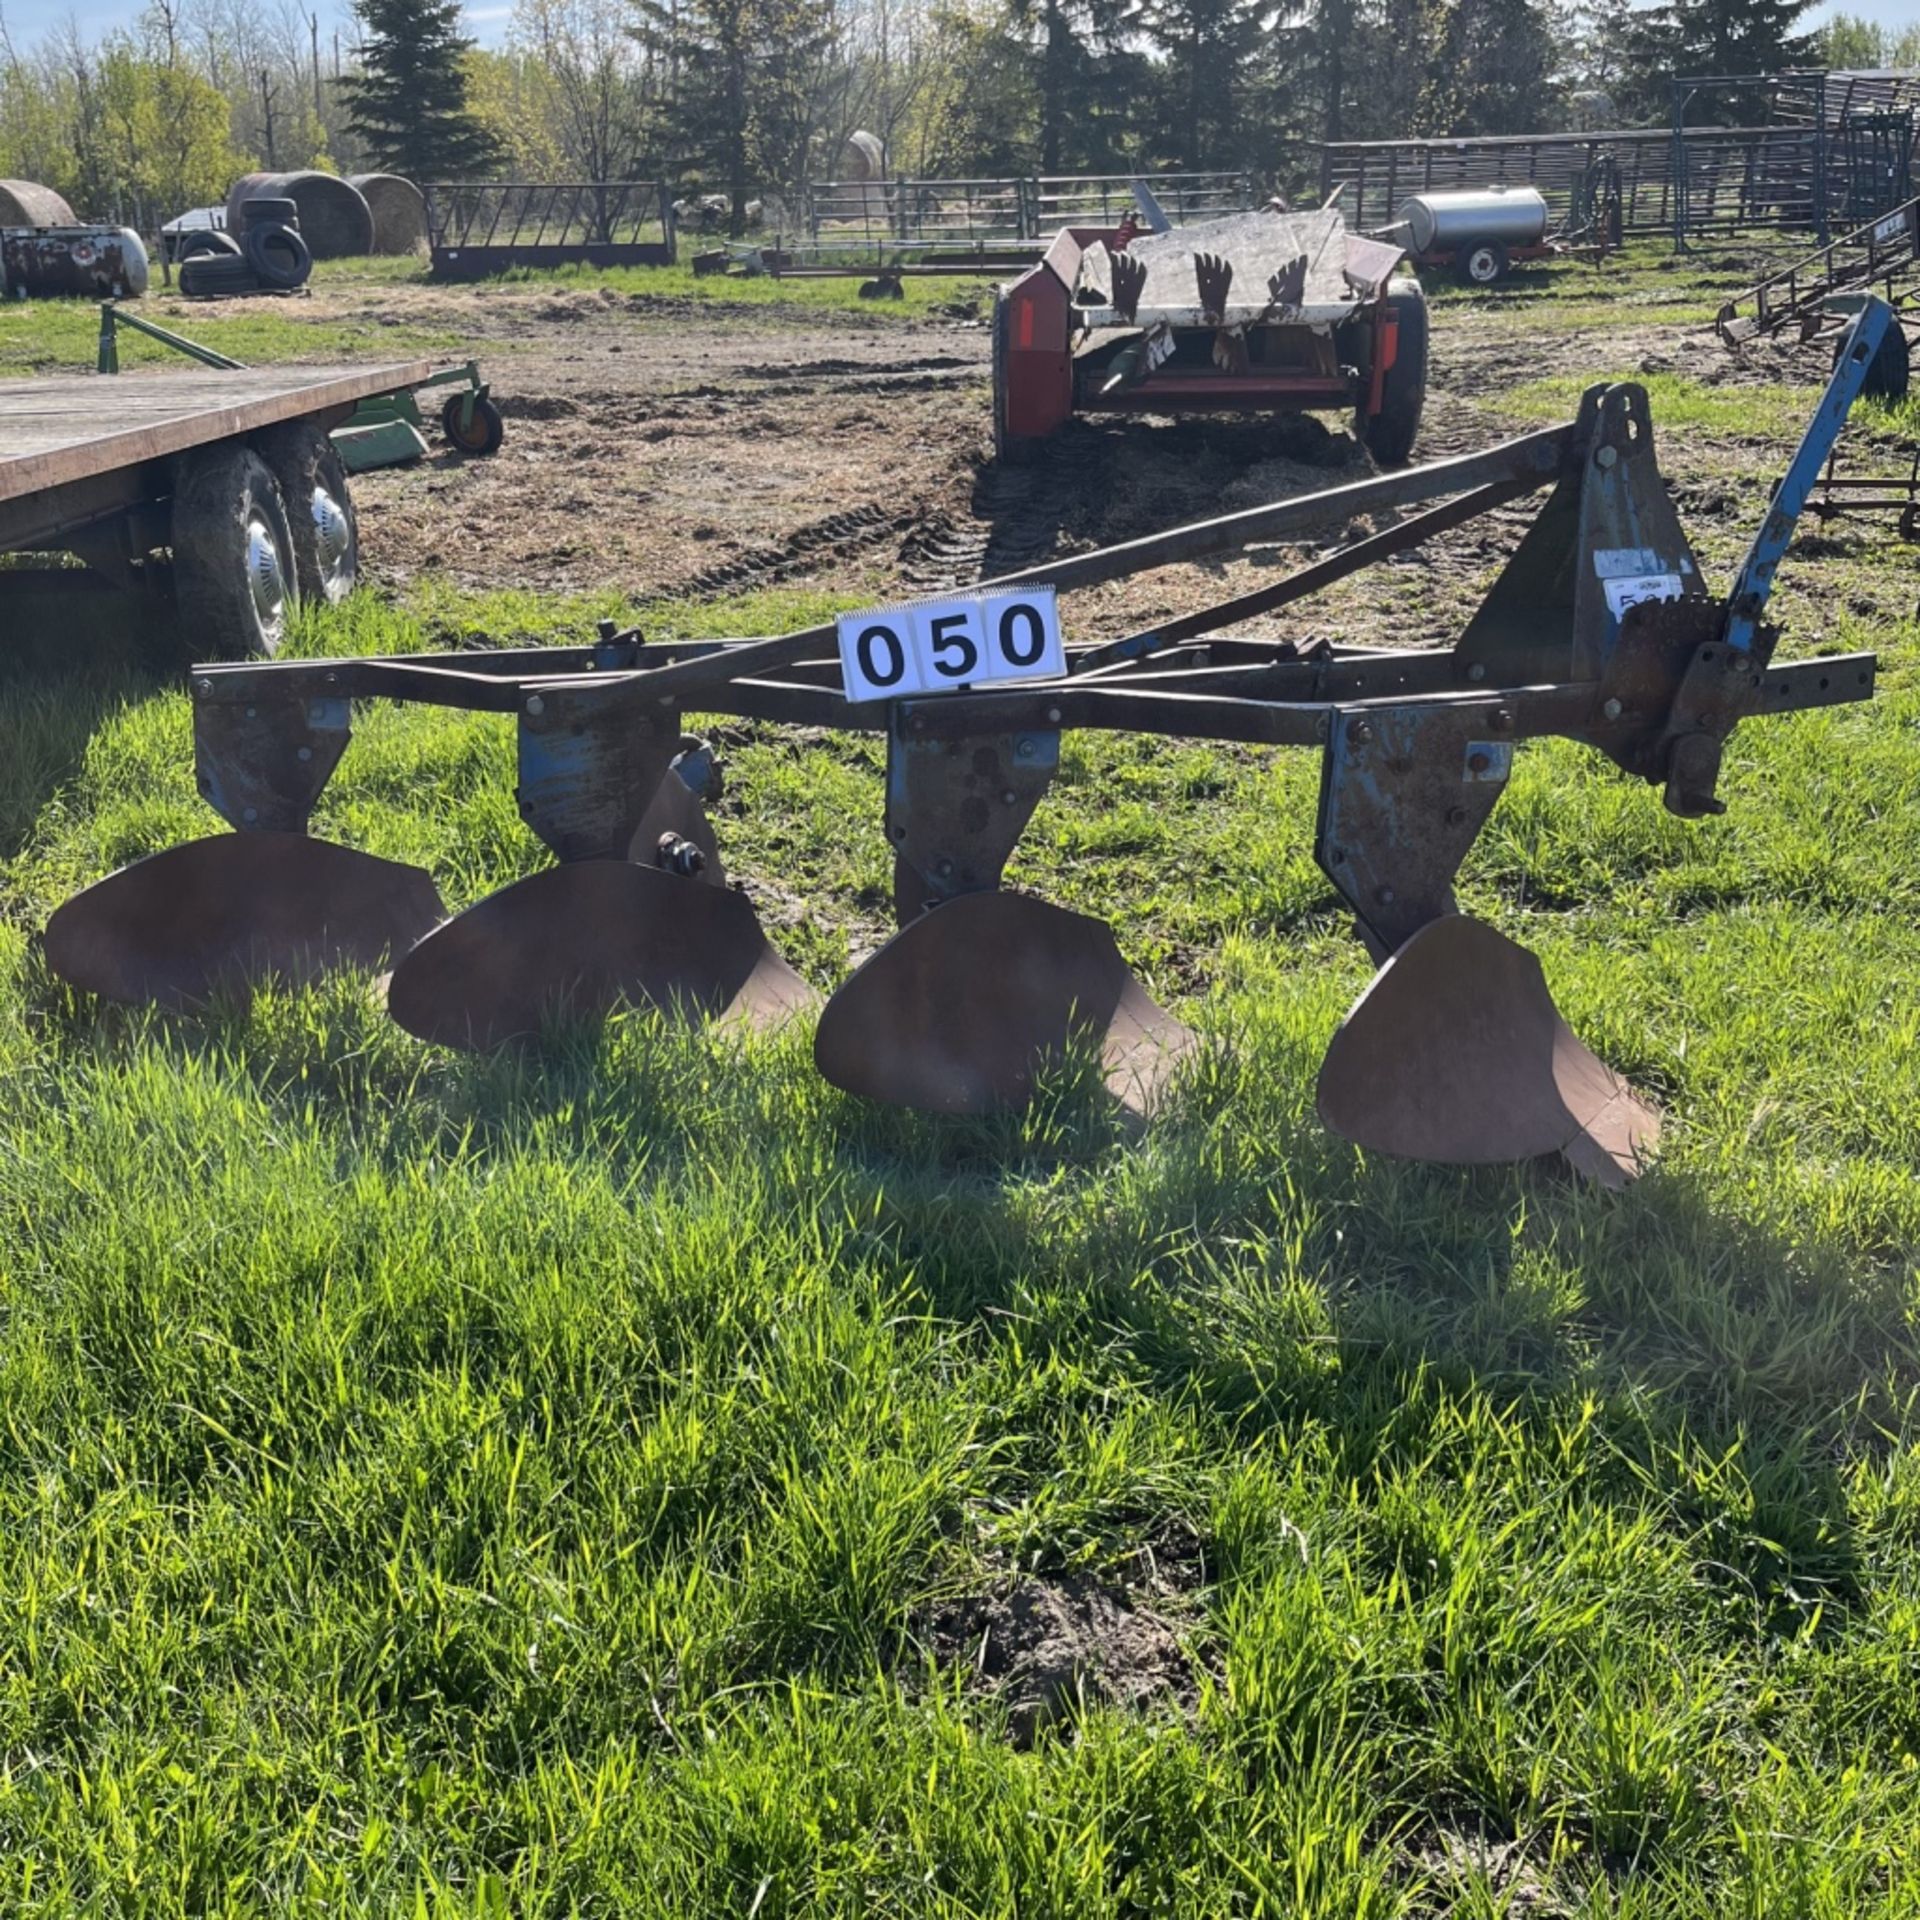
[1,0,1917,61]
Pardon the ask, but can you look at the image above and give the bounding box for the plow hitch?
[45,298,1896,1184]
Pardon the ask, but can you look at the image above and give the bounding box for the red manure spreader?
[991,203,1427,465]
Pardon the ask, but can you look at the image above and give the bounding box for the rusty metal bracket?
[1316,698,1517,954]
[887,716,1059,920]
[1111,250,1147,325]
[516,684,676,862]
[1455,382,1702,686]
[193,692,350,832]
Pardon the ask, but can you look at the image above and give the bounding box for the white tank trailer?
[1396,186,1551,285]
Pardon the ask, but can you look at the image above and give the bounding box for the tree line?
[0,0,1895,233]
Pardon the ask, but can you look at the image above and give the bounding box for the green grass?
[0,288,466,377]
[1,251,1919,1914]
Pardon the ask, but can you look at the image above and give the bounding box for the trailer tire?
[171,444,298,659]
[174,229,240,264]
[441,393,505,455]
[1360,279,1428,469]
[244,221,311,291]
[1838,318,1910,401]
[256,422,358,604]
[1455,241,1509,287]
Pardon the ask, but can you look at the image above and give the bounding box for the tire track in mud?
[677,501,923,600]
[897,434,1104,594]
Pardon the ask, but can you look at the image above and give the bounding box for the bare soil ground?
[296,258,1905,678]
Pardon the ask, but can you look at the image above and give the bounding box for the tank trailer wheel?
[1359,278,1429,470]
[1456,241,1509,287]
[442,393,505,456]
[256,422,359,605]
[171,444,299,659]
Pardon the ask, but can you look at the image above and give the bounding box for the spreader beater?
[45,302,1898,1186]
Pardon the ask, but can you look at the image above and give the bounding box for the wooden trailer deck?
[0,360,433,508]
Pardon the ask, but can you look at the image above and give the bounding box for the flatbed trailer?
[0,359,431,658]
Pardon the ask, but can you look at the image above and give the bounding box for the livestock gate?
[422,182,677,279]
[791,172,1253,260]
[1317,68,1920,253]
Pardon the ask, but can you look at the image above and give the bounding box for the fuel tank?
[1398,187,1549,253]
[2,225,150,299]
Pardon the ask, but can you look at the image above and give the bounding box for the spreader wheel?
[1360,278,1428,469]
[171,443,298,659]
[1455,241,1509,287]
[442,393,505,456]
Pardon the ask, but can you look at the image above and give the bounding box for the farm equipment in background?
[95,303,505,469]
[2,224,149,300]
[991,202,1427,466]
[1385,168,1622,286]
[42,302,1897,1187]
[1715,195,1919,396]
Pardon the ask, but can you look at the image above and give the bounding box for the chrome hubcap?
[245,516,287,642]
[308,485,354,595]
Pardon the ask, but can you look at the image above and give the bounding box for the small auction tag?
[1602,572,1685,619]
[837,587,1064,702]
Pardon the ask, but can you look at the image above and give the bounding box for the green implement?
[95,303,503,471]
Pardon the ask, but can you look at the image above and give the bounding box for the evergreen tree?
[1418,0,1560,136]
[1005,0,1137,175]
[342,0,502,179]
[634,0,836,232]
[1138,0,1263,169]
[1618,0,1818,122]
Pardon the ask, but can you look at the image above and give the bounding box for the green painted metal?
[94,304,491,473]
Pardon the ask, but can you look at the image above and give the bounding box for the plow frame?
[48,300,1896,1181]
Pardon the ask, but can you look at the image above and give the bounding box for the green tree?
[1006,0,1137,175]
[1138,0,1262,168]
[341,0,502,180]
[1822,11,1884,67]
[1618,0,1818,122]
[1419,0,1560,136]
[634,0,837,231]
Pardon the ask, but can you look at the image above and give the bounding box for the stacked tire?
[179,199,313,299]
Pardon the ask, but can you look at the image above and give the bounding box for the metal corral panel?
[0,361,432,509]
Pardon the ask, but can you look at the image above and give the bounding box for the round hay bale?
[0,179,78,227]
[226,171,373,259]
[346,173,427,254]
[842,132,885,182]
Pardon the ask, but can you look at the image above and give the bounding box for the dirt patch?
[917,1571,1200,1745]
[1411,1826,1567,1915]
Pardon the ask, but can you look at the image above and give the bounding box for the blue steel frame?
[1724,294,1895,655]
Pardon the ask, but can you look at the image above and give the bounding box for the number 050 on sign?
[837,589,1065,703]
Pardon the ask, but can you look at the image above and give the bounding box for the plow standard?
[44,302,1896,1187]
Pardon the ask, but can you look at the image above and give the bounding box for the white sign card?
[837,587,1066,702]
